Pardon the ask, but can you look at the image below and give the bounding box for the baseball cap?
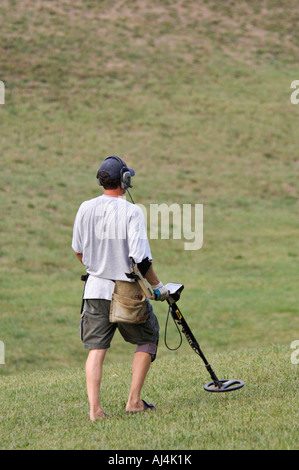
[97,155,135,180]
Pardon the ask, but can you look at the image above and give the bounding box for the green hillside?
[1,0,298,375]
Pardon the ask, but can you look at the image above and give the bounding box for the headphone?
[97,155,133,190]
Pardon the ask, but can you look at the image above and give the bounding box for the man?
[72,155,168,421]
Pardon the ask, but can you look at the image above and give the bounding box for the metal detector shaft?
[167,299,223,388]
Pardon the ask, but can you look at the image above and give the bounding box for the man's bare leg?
[85,349,108,421]
[125,351,152,412]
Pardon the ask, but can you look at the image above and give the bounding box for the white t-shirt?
[72,195,152,300]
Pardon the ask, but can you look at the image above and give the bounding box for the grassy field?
[0,346,297,450]
[0,0,298,450]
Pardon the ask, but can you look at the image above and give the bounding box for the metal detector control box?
[165,283,184,302]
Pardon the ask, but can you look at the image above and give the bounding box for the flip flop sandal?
[91,411,110,421]
[125,399,156,414]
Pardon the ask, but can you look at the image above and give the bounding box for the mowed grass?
[0,346,297,450]
[0,0,298,450]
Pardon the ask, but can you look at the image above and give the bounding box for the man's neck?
[104,187,125,198]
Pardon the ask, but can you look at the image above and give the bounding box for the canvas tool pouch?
[109,280,149,324]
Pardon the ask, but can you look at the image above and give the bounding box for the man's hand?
[142,264,168,301]
[151,282,169,301]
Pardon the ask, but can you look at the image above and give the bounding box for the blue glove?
[152,282,169,301]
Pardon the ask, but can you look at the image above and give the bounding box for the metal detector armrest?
[126,267,155,299]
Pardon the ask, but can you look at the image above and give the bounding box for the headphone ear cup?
[121,170,132,190]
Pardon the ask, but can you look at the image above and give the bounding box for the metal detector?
[165,283,244,393]
[127,264,244,393]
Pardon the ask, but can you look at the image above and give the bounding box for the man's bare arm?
[144,265,160,286]
[75,252,83,264]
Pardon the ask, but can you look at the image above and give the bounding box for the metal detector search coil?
[204,379,245,392]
